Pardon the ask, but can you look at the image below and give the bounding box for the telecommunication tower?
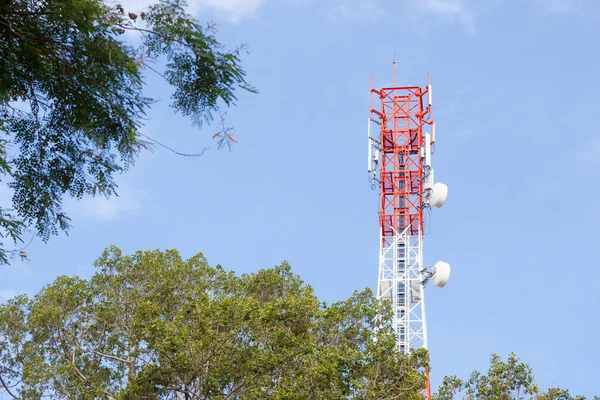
[367,63,450,398]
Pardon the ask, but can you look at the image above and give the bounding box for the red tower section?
[370,82,433,242]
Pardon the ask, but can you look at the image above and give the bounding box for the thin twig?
[116,24,189,48]
[136,133,208,157]
[5,233,34,254]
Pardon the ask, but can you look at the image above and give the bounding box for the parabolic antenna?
[431,261,450,288]
[430,182,448,208]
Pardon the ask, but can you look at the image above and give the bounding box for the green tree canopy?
[434,353,596,400]
[0,246,429,399]
[0,0,255,264]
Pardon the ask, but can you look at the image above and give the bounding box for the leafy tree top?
[0,246,429,399]
[434,353,596,400]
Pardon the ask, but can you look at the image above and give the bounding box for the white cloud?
[1,167,144,242]
[415,0,476,34]
[64,182,146,222]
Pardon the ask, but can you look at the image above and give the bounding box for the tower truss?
[368,70,435,397]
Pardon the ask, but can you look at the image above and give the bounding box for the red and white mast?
[368,63,450,398]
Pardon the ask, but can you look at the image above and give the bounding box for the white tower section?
[376,228,428,352]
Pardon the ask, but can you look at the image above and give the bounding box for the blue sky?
[2,0,600,396]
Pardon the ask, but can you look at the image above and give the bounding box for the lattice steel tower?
[367,63,450,398]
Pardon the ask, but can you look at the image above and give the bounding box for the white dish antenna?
[431,261,450,288]
[430,182,448,208]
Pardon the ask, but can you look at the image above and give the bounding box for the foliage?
[0,0,255,264]
[0,246,429,399]
[433,353,596,400]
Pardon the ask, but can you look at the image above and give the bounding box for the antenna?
[428,84,432,106]
[392,55,396,87]
[367,117,372,173]
[425,132,431,168]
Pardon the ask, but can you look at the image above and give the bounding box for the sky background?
[2,0,600,396]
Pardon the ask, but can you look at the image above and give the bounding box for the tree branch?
[0,374,20,400]
[116,24,190,48]
[136,133,208,157]
[1,11,56,16]
[90,349,132,364]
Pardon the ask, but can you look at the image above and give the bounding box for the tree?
[434,353,596,400]
[0,246,429,399]
[0,0,255,264]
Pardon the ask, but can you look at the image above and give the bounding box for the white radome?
[430,182,448,208]
[431,261,451,288]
